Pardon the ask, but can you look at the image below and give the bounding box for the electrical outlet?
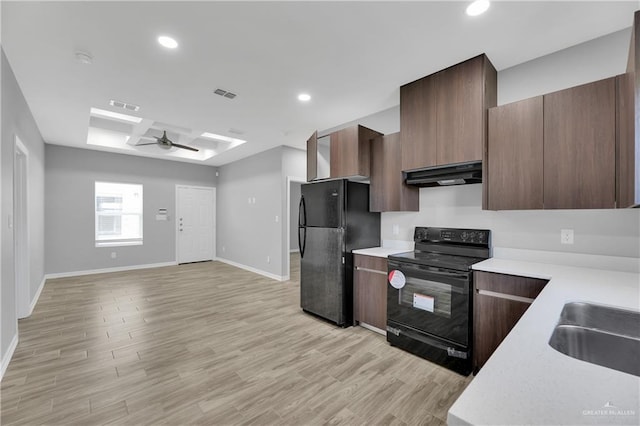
[392,224,400,236]
[222,246,226,252]
[275,215,279,223]
[560,229,574,244]
[111,252,117,259]
[267,256,271,264]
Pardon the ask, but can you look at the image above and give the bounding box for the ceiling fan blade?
[171,142,199,152]
[135,142,158,146]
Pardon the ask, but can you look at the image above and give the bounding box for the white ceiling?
[2,1,638,166]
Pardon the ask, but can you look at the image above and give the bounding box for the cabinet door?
[487,97,544,210]
[400,76,437,171]
[436,55,486,165]
[306,131,317,182]
[354,255,388,331]
[370,133,419,212]
[330,126,378,178]
[616,72,638,208]
[544,78,616,209]
[473,271,548,371]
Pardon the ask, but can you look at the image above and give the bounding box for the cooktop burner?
[388,250,486,271]
[387,227,491,271]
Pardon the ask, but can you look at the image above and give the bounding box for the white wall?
[1,49,46,371]
[379,28,640,259]
[45,145,217,274]
[498,28,631,105]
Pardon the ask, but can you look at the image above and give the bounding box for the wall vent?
[214,88,237,99]
[109,99,140,112]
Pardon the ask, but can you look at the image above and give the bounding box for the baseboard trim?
[0,333,19,381]
[359,322,386,336]
[216,257,286,281]
[27,276,47,317]
[45,261,178,280]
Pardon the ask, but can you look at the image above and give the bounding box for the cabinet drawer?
[354,254,387,273]
[474,271,548,300]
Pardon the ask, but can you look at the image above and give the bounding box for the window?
[95,181,143,246]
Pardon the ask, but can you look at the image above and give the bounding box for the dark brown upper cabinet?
[400,75,437,171]
[400,54,497,172]
[616,72,637,208]
[618,10,640,208]
[330,125,381,179]
[305,125,382,182]
[544,77,616,209]
[486,97,544,210]
[486,76,629,211]
[370,133,419,212]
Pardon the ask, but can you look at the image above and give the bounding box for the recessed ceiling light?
[466,0,490,16]
[158,35,178,49]
[298,93,311,102]
[90,107,143,124]
[201,132,246,145]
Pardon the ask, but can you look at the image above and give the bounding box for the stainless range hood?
[404,161,482,187]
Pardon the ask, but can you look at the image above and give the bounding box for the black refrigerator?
[298,179,380,326]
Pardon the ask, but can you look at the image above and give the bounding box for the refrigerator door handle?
[298,195,306,227]
[298,195,307,258]
[299,227,306,258]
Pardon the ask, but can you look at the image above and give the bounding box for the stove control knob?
[461,231,468,241]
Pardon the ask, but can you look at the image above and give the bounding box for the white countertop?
[448,258,640,426]
[352,247,412,258]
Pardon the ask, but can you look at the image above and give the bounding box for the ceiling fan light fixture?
[158,35,178,49]
[466,0,490,16]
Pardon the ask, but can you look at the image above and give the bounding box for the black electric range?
[386,227,491,375]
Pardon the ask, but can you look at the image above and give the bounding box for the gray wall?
[45,145,217,274]
[281,147,306,276]
[377,28,640,258]
[216,147,284,277]
[1,50,46,361]
[215,145,306,279]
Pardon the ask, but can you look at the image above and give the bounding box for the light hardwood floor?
[1,254,471,425]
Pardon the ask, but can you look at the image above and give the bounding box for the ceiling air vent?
[109,99,140,112]
[214,88,237,99]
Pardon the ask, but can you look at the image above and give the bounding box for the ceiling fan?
[136,130,199,152]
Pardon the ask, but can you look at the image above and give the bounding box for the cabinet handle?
[355,267,387,276]
[476,289,534,304]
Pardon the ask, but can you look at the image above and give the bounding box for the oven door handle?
[389,262,470,281]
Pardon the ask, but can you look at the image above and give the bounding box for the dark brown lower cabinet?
[354,254,388,332]
[473,271,548,371]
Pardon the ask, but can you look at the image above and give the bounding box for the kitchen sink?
[549,302,640,377]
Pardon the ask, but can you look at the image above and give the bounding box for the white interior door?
[177,186,215,264]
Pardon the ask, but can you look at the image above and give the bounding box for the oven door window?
[387,262,471,346]
[400,279,452,317]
